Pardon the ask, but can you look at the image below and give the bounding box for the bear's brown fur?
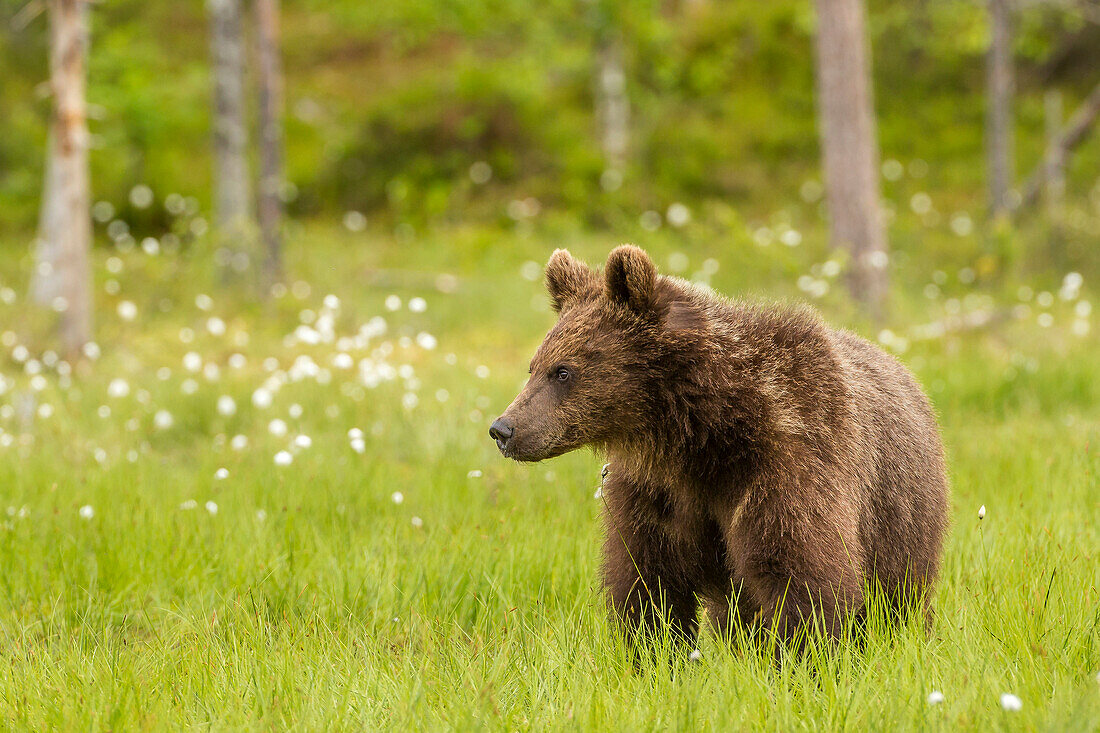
[490,245,949,654]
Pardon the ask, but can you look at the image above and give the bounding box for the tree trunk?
[208,0,251,272]
[1044,90,1064,224]
[33,0,92,356]
[595,33,628,176]
[1017,81,1100,211]
[986,0,1014,218]
[256,0,283,291]
[812,0,888,317]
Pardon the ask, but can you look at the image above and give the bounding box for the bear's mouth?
[497,437,572,463]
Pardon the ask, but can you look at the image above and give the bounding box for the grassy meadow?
[0,219,1096,730]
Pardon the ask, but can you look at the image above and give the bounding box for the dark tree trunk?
[1044,90,1064,223]
[986,0,1014,218]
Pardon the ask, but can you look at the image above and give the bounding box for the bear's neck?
[606,327,777,492]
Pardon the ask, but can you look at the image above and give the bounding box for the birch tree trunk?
[595,34,628,177]
[208,0,251,271]
[33,0,92,355]
[987,0,1014,218]
[812,0,888,317]
[256,0,283,290]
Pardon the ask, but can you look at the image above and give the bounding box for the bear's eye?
[554,366,571,383]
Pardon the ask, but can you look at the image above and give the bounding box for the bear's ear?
[546,249,596,312]
[605,244,656,312]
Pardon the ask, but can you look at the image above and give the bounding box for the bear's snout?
[488,417,515,454]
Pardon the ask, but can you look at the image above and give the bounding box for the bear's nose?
[489,418,514,448]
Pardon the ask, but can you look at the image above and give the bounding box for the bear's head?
[489,245,703,462]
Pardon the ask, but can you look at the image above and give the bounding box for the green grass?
[0,224,1096,730]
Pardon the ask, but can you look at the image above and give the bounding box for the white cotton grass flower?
[350,438,365,454]
[688,649,702,662]
[293,434,312,450]
[666,202,691,228]
[343,210,367,232]
[268,419,288,437]
[256,509,267,522]
[391,491,404,504]
[195,293,213,311]
[183,351,202,372]
[252,387,273,409]
[214,468,229,480]
[206,317,226,336]
[107,378,130,398]
[416,332,437,350]
[467,470,482,479]
[274,450,293,466]
[228,353,246,369]
[230,434,248,451]
[117,300,138,321]
[978,505,986,521]
[411,516,423,528]
[179,499,197,510]
[927,691,945,705]
[348,428,363,440]
[384,295,402,311]
[216,395,236,416]
[79,505,94,520]
[154,410,174,430]
[288,403,303,419]
[205,501,218,515]
[1000,693,1022,712]
[408,297,427,313]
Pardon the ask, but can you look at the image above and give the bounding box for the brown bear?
[489,245,949,654]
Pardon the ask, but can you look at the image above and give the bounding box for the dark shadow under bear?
[490,245,949,655]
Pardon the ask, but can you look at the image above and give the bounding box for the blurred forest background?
[0,1,1097,728]
[2,0,1099,310]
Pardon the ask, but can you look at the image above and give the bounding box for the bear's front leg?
[600,515,699,651]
